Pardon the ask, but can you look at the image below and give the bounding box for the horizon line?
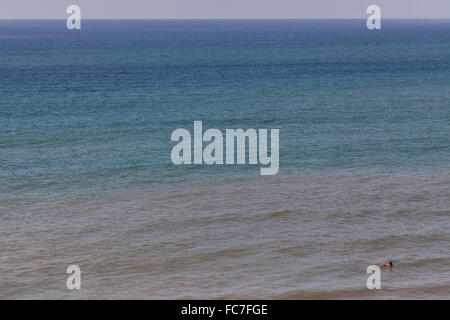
[1,17,450,21]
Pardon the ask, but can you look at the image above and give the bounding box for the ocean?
[0,19,449,299]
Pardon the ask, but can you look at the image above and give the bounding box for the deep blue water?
[1,20,449,195]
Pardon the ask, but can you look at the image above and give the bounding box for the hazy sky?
[1,0,450,19]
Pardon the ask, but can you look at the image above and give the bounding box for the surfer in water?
[382,260,393,267]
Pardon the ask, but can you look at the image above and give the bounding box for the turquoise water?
[1,20,449,195]
[1,20,450,299]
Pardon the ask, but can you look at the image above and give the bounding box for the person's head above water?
[382,260,394,267]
